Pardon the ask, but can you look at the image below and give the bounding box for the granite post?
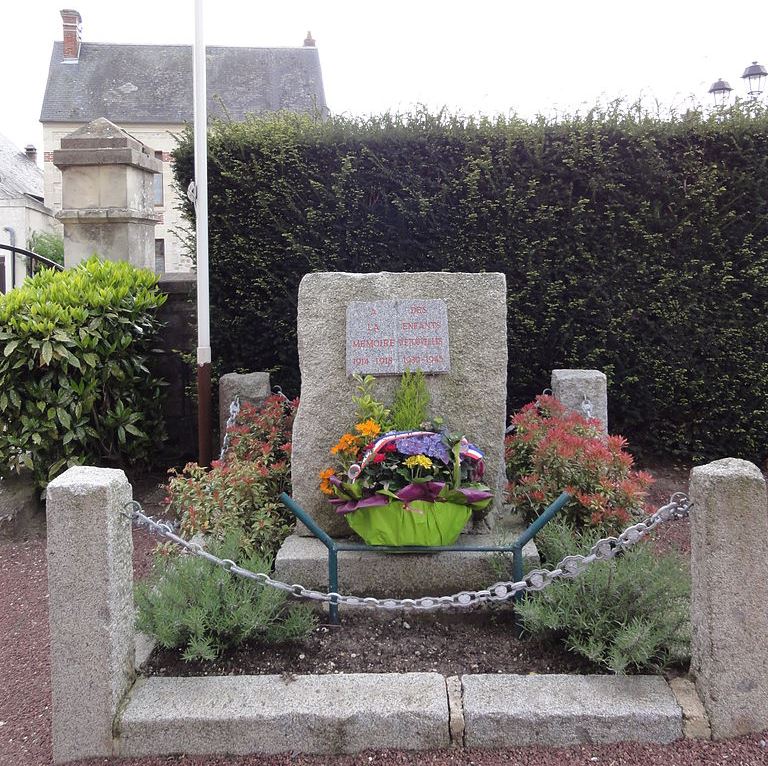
[551,369,608,433]
[47,467,135,763]
[291,272,508,537]
[689,458,768,739]
[218,372,271,448]
[53,118,161,270]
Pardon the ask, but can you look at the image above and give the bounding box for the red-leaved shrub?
[505,395,652,532]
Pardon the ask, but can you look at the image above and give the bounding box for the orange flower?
[355,419,381,439]
[319,467,336,495]
[331,432,359,455]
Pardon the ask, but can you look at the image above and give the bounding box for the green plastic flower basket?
[344,499,472,547]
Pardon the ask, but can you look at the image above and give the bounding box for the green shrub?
[516,522,690,674]
[135,533,316,661]
[173,105,768,463]
[168,395,296,558]
[505,395,653,532]
[27,231,64,267]
[0,257,167,488]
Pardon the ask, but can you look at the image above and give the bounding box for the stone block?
[292,272,508,537]
[54,118,159,270]
[274,531,538,600]
[0,470,44,539]
[551,369,608,432]
[47,467,135,764]
[218,371,271,448]
[669,677,711,740]
[462,674,682,747]
[689,458,768,739]
[117,673,449,756]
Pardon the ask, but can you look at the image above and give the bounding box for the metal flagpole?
[193,0,212,466]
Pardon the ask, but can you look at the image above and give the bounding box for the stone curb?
[462,674,683,748]
[117,672,450,757]
[669,677,711,739]
[115,671,688,756]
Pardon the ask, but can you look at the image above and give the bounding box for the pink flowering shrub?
[505,395,652,532]
[166,395,297,558]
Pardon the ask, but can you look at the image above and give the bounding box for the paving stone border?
[48,462,768,761]
[110,671,695,757]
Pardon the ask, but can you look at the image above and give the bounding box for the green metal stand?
[279,491,571,625]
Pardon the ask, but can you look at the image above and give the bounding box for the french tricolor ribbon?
[347,430,484,481]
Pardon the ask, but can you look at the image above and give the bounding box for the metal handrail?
[0,243,63,292]
[279,491,571,624]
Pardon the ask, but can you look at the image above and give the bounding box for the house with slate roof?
[40,9,328,273]
[0,134,58,292]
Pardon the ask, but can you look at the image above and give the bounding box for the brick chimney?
[303,31,316,47]
[25,145,37,163]
[61,9,82,62]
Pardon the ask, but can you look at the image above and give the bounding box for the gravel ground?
[3,467,768,765]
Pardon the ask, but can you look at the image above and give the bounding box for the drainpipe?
[3,227,16,288]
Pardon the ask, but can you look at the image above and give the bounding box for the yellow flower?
[355,419,381,439]
[331,433,359,455]
[404,454,432,470]
[319,467,336,495]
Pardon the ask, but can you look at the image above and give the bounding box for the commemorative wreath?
[319,372,493,546]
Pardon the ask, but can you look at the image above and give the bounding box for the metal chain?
[218,396,241,463]
[126,493,691,612]
[579,393,594,420]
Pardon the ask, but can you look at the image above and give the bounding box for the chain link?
[126,492,691,612]
[218,396,241,463]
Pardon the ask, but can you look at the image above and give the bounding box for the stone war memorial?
[278,271,526,595]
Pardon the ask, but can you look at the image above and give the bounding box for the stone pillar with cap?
[689,457,768,739]
[551,369,608,433]
[53,118,161,270]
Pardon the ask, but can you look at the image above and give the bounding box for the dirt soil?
[5,466,768,765]
[144,610,598,678]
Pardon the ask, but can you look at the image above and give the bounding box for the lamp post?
[708,60,766,106]
[193,0,212,467]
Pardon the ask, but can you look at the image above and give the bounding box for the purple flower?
[396,433,451,464]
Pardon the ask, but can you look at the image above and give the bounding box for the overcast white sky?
[2,1,767,162]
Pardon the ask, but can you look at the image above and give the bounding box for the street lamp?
[708,60,766,106]
[708,78,733,108]
[741,61,767,98]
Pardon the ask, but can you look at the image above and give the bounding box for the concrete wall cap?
[53,147,162,173]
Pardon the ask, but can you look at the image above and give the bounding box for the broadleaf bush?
[505,394,652,532]
[173,104,768,462]
[0,257,167,488]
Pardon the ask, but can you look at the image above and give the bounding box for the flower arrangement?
[320,372,493,546]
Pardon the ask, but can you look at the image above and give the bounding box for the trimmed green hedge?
[173,106,768,462]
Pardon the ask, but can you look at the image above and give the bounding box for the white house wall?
[0,197,59,290]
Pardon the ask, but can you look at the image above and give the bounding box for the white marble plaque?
[346,299,450,375]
